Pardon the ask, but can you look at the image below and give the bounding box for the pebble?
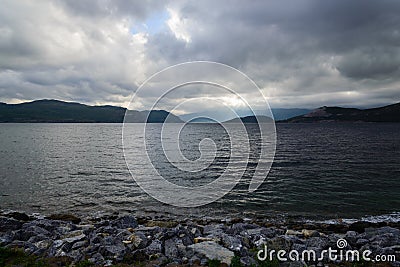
[0,210,399,266]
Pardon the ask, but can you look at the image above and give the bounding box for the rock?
[126,232,147,249]
[14,226,51,241]
[203,224,226,236]
[228,223,258,235]
[240,255,257,266]
[24,219,62,233]
[320,223,349,234]
[377,226,400,236]
[99,243,126,259]
[188,241,234,265]
[76,224,95,235]
[145,220,178,228]
[71,240,87,250]
[356,238,369,247]
[48,214,81,224]
[370,233,399,248]
[67,249,84,262]
[62,230,86,243]
[267,236,293,251]
[181,233,194,246]
[34,239,52,250]
[165,238,179,258]
[124,249,148,262]
[0,233,14,246]
[89,252,105,265]
[8,211,30,221]
[306,237,330,250]
[112,215,138,229]
[286,229,302,236]
[145,239,162,255]
[349,221,372,233]
[259,227,283,238]
[0,216,23,231]
[221,234,242,251]
[48,240,72,257]
[291,243,307,254]
[194,237,219,243]
[302,229,320,238]
[345,231,358,246]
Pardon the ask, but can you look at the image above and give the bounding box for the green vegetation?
[0,247,46,267]
[207,258,222,267]
[230,255,243,267]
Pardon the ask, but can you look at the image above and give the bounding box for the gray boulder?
[188,241,234,265]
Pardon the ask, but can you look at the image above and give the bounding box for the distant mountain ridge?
[282,102,400,123]
[179,108,310,122]
[1,99,399,123]
[0,99,183,123]
[223,115,274,123]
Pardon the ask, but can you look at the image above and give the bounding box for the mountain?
[271,108,311,120]
[0,99,183,123]
[223,115,274,123]
[180,108,310,122]
[283,102,400,123]
[187,117,217,123]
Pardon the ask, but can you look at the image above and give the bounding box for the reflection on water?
[0,123,399,221]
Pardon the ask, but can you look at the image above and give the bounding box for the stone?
[145,239,162,255]
[0,232,14,246]
[302,229,320,238]
[71,240,87,250]
[112,215,138,229]
[306,237,330,250]
[188,241,235,265]
[181,234,194,246]
[221,234,242,251]
[356,238,369,247]
[99,243,126,259]
[203,224,226,236]
[349,221,372,233]
[165,238,179,258]
[67,249,84,262]
[194,237,219,243]
[126,232,147,249]
[145,220,178,228]
[89,252,105,265]
[25,219,62,232]
[62,230,86,243]
[0,216,23,231]
[240,255,257,266]
[267,236,293,251]
[14,226,51,241]
[8,212,30,222]
[35,239,52,250]
[377,226,400,236]
[370,233,399,248]
[286,229,302,236]
[345,231,358,246]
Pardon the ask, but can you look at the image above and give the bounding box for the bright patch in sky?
[131,10,169,35]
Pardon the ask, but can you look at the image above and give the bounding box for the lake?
[0,123,399,222]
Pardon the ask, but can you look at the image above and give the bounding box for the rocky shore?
[1,210,399,266]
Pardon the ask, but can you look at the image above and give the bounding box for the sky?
[1,0,400,111]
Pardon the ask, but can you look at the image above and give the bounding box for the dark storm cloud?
[0,0,399,108]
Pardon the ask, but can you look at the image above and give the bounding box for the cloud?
[0,0,400,109]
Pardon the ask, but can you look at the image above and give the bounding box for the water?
[0,123,399,222]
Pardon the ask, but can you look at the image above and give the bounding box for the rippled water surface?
[1,123,399,221]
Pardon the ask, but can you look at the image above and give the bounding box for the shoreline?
[1,210,399,266]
